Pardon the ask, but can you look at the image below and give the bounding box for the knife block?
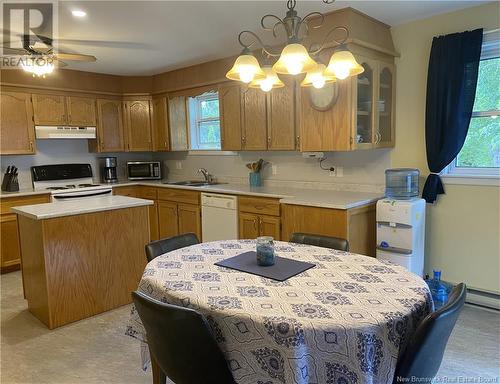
[1,172,19,192]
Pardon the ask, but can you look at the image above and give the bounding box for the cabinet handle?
[267,136,271,145]
[164,141,167,148]
[296,136,300,148]
[29,141,33,152]
[253,218,257,231]
[258,217,263,234]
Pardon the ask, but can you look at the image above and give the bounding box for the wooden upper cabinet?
[219,83,242,151]
[299,80,352,151]
[124,100,152,151]
[152,97,170,152]
[96,99,125,152]
[375,62,395,148]
[267,81,296,150]
[66,96,96,126]
[241,87,267,150]
[168,96,188,151]
[0,91,35,154]
[32,94,67,125]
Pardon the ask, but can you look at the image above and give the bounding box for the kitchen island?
[12,196,153,329]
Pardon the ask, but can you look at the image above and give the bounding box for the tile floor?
[1,271,499,383]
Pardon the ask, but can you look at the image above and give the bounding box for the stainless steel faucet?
[197,168,214,183]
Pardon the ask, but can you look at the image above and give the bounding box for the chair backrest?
[289,232,349,251]
[145,233,199,262]
[132,291,235,384]
[393,283,467,383]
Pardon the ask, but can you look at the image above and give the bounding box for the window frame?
[188,92,221,151]
[444,31,500,181]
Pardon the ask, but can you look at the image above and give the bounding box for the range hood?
[35,126,97,139]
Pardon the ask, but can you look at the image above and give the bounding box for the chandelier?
[226,0,364,92]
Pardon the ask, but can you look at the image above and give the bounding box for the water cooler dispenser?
[376,199,425,276]
[377,169,425,276]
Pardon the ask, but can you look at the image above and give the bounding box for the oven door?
[127,162,160,180]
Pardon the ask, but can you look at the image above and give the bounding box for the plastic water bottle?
[426,270,450,310]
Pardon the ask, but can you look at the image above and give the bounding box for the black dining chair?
[393,283,467,384]
[131,291,235,384]
[289,232,349,251]
[145,233,199,262]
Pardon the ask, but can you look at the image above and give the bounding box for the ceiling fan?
[2,33,97,77]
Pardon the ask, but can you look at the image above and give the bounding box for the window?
[447,33,500,177]
[188,91,221,150]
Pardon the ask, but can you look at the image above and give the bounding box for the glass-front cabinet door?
[376,63,395,147]
[354,59,375,149]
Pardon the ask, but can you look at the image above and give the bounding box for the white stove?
[32,164,112,201]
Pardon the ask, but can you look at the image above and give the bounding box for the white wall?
[157,150,390,192]
[391,2,500,293]
[1,140,152,188]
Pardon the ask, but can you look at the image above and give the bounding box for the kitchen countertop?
[2,181,383,210]
[115,181,382,210]
[11,195,153,220]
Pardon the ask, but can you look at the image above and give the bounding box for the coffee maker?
[99,157,118,183]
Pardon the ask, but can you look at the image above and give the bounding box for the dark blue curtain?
[422,29,483,203]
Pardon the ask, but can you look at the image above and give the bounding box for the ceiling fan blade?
[55,60,68,68]
[54,38,150,49]
[1,47,28,55]
[54,52,96,62]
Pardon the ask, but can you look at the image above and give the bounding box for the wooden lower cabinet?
[239,212,260,239]
[113,186,159,241]
[1,194,50,273]
[178,204,201,238]
[157,188,201,240]
[281,203,376,256]
[238,196,281,240]
[158,201,179,238]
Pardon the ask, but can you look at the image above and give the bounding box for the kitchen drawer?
[136,186,157,200]
[1,194,50,215]
[157,188,200,205]
[238,196,280,217]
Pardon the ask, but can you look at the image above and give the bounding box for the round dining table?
[126,240,433,384]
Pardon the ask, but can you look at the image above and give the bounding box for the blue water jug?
[426,270,452,310]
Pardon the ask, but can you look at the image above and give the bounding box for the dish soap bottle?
[426,270,451,310]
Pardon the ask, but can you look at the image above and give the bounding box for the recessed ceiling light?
[72,10,86,18]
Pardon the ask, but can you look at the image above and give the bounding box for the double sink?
[163,180,225,187]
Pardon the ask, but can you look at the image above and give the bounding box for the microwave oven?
[127,161,161,180]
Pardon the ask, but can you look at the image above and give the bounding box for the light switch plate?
[272,165,278,175]
[336,166,344,177]
[175,161,182,170]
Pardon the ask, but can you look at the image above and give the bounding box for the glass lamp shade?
[301,63,336,88]
[272,43,317,75]
[324,48,364,80]
[249,66,284,92]
[226,54,266,84]
[21,57,55,77]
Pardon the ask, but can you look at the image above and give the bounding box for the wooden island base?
[18,206,149,329]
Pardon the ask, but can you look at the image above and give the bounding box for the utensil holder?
[249,172,262,187]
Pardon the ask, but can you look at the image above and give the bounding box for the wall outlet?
[272,165,278,175]
[329,169,336,177]
[175,161,182,170]
[336,166,344,177]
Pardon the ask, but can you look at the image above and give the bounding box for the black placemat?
[215,251,315,282]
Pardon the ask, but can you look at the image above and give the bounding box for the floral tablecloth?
[126,240,432,384]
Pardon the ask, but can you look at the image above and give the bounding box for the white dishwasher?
[201,193,238,241]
